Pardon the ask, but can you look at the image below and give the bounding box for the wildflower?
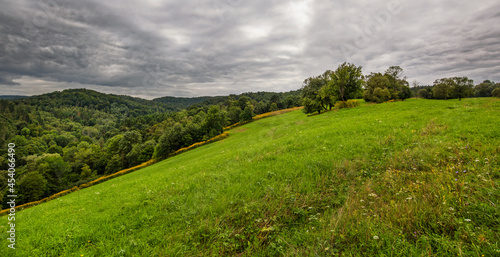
[464,219,471,222]
[373,236,379,240]
[463,170,466,173]
[449,207,454,211]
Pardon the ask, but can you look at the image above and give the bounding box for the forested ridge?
[0,89,301,208]
[1,65,498,208]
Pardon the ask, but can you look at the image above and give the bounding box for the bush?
[346,99,360,108]
[334,100,360,110]
[492,88,500,98]
[372,88,391,103]
[417,89,429,99]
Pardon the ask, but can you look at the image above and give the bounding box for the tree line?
[301,63,412,114]
[301,63,500,114]
[416,79,500,100]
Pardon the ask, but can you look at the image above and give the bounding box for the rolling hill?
[0,95,28,101]
[17,88,177,114]
[1,98,499,256]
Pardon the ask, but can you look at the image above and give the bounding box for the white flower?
[373,236,379,240]
[464,219,471,222]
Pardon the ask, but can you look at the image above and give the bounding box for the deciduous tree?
[451,76,474,101]
[433,78,453,100]
[330,62,363,102]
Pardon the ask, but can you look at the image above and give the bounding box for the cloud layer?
[1,0,499,98]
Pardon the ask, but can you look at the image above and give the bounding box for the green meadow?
[1,98,499,256]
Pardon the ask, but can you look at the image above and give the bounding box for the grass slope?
[1,98,499,256]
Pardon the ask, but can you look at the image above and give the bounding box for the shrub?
[372,88,391,103]
[346,99,360,108]
[492,88,500,98]
[334,100,360,110]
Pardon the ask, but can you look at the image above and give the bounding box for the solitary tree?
[384,66,404,98]
[301,76,327,114]
[363,72,390,102]
[451,76,474,101]
[330,62,363,102]
[433,78,453,100]
[474,81,494,97]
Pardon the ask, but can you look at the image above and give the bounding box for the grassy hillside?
[1,98,499,256]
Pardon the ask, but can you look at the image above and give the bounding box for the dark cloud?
[1,0,499,98]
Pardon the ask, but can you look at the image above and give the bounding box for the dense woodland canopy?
[1,65,498,207]
[0,89,301,207]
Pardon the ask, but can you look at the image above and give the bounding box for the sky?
[1,0,499,99]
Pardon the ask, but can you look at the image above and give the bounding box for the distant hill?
[0,95,28,100]
[197,91,302,106]
[17,88,177,117]
[152,96,217,110]
[10,89,302,113]
[153,90,302,110]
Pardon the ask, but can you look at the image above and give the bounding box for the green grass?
[1,98,499,256]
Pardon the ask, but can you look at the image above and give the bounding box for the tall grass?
[0,98,498,256]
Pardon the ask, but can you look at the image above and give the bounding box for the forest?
[0,89,301,207]
[1,62,499,208]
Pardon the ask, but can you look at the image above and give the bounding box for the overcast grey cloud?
[1,0,499,99]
